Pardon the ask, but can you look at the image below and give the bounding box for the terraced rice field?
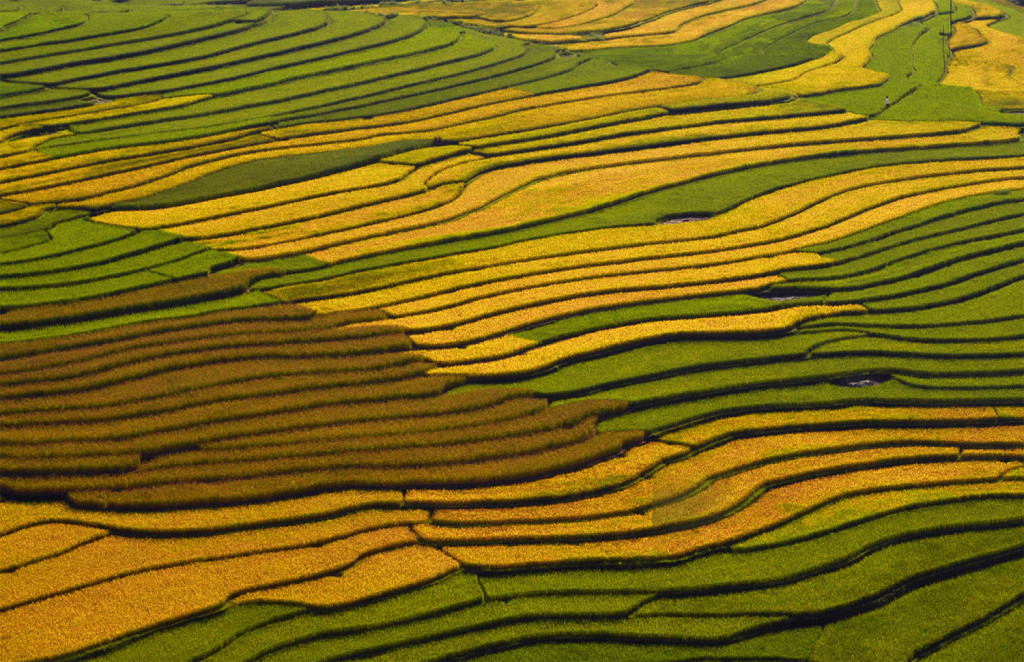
[1,0,1022,659]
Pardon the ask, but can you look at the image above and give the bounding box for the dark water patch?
[753,288,830,301]
[833,374,892,387]
[661,215,711,224]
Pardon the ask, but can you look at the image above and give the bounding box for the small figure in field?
[885,96,890,108]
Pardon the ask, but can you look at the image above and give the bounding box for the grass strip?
[0,11,86,44]
[605,376,1024,435]
[265,141,1022,290]
[93,160,412,229]
[197,572,483,662]
[427,305,862,376]
[637,526,1024,616]
[0,269,270,331]
[114,139,430,210]
[6,9,261,79]
[26,10,327,88]
[431,426,1020,526]
[481,492,1024,598]
[416,445,969,543]
[0,218,131,265]
[0,243,210,291]
[810,555,1024,661]
[923,603,1024,661]
[96,11,388,97]
[444,459,1015,569]
[78,604,305,662]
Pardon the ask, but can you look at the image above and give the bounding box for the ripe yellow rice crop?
[406,277,782,348]
[466,107,670,150]
[0,95,210,131]
[432,426,1022,526]
[0,134,56,162]
[0,204,46,227]
[949,21,988,50]
[0,490,403,537]
[552,0,693,32]
[4,153,211,200]
[744,50,842,87]
[363,0,538,23]
[697,156,1023,237]
[323,249,815,317]
[475,99,834,156]
[95,162,414,231]
[958,0,1006,19]
[283,149,1013,305]
[407,441,685,508]
[266,90,533,142]
[416,446,960,543]
[302,132,841,263]
[534,0,633,30]
[662,405,1015,447]
[283,136,1015,285]
[417,335,538,366]
[0,126,67,145]
[0,524,107,573]
[236,544,459,608]
[960,448,1024,462]
[592,173,1024,272]
[742,480,1024,548]
[755,0,937,94]
[0,510,427,613]
[222,183,466,254]
[945,19,1024,108]
[23,137,419,209]
[504,0,600,27]
[417,132,1017,265]
[693,166,1024,252]
[383,144,470,166]
[772,176,1024,251]
[199,160,473,249]
[269,73,687,143]
[188,156,466,241]
[442,460,1014,569]
[0,526,417,662]
[307,123,1013,265]
[388,253,819,329]
[244,156,603,259]
[571,0,805,50]
[595,0,765,38]
[501,31,587,43]
[435,78,709,144]
[0,148,50,172]
[744,0,904,86]
[371,0,562,24]
[391,119,872,241]
[425,305,865,374]
[532,115,971,165]
[0,129,264,192]
[427,446,960,544]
